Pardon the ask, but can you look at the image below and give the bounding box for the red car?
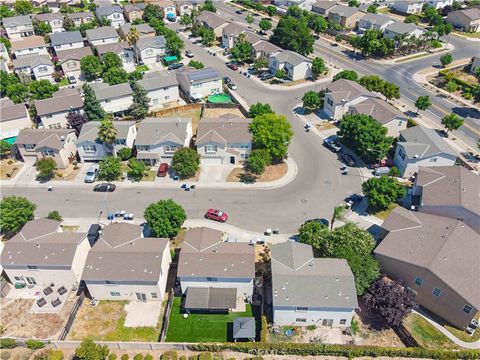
[205,209,228,222]
[157,163,169,177]
[227,63,238,71]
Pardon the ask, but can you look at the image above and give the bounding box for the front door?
[230,156,235,164]
[136,292,147,302]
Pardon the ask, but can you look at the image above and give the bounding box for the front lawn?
[136,65,149,72]
[368,203,398,220]
[165,297,254,342]
[403,314,457,349]
[57,78,70,87]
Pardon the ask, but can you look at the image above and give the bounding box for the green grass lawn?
[403,314,457,349]
[142,170,156,181]
[368,203,398,220]
[136,65,149,72]
[165,297,253,342]
[57,78,70,87]
[455,31,480,38]
[444,324,480,343]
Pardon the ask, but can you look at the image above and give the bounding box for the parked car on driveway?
[223,76,231,84]
[84,164,99,183]
[168,63,184,70]
[93,183,116,192]
[323,135,342,153]
[185,50,194,58]
[259,72,274,81]
[205,209,228,222]
[227,62,238,70]
[157,163,169,177]
[67,75,76,84]
[341,153,356,167]
[227,82,237,90]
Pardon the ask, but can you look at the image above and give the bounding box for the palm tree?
[98,119,118,154]
[126,27,140,63]
[330,205,345,230]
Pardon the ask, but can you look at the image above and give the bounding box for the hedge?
[0,339,16,349]
[439,69,478,93]
[260,316,268,343]
[25,339,45,350]
[188,342,480,359]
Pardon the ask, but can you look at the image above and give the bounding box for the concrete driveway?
[199,165,235,183]
[124,301,162,327]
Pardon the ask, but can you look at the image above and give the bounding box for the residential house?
[275,0,316,11]
[394,126,457,178]
[10,36,48,58]
[412,166,480,233]
[271,241,358,327]
[426,0,453,10]
[3,15,34,39]
[156,0,177,20]
[135,117,192,166]
[177,227,255,311]
[76,120,136,162]
[196,114,252,165]
[82,223,171,302]
[14,128,77,168]
[323,79,376,120]
[96,41,135,72]
[118,24,155,39]
[447,8,480,33]
[392,0,424,15]
[383,21,424,41]
[251,40,281,61]
[85,26,119,46]
[311,1,337,16]
[0,43,11,73]
[196,11,230,38]
[348,97,407,137]
[176,67,222,100]
[358,13,394,32]
[56,46,93,81]
[50,31,84,53]
[35,88,84,130]
[67,11,96,27]
[222,23,246,49]
[0,219,89,288]
[13,55,55,83]
[270,50,313,81]
[135,36,167,66]
[34,12,64,33]
[123,3,145,22]
[136,71,180,111]
[176,1,195,16]
[328,5,364,29]
[375,206,479,329]
[91,82,133,115]
[0,99,31,142]
[95,5,126,29]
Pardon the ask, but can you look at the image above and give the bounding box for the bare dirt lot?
[53,164,80,181]
[0,160,23,180]
[227,162,287,183]
[202,107,244,119]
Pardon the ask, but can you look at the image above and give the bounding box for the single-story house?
[312,1,337,16]
[82,222,171,302]
[35,88,84,130]
[328,5,365,29]
[14,128,77,168]
[136,71,180,111]
[176,67,222,100]
[384,21,424,41]
[96,41,135,72]
[177,227,255,311]
[135,117,192,166]
[118,23,155,39]
[85,26,119,46]
[196,114,252,165]
[392,0,424,15]
[11,36,48,58]
[135,35,167,66]
[13,55,55,83]
[375,206,479,330]
[196,11,230,37]
[91,82,133,116]
[0,99,31,141]
[50,31,84,52]
[0,219,89,288]
[358,13,395,33]
[76,120,136,162]
[270,50,313,81]
[56,46,93,81]
[271,241,358,327]
[34,12,64,33]
[2,15,34,39]
[446,8,480,33]
[251,40,281,61]
[95,5,126,28]
[123,3,145,22]
[222,23,246,49]
[393,126,458,178]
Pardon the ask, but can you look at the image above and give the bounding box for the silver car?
[84,164,99,183]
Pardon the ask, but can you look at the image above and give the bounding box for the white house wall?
[90,37,119,46]
[273,306,355,327]
[0,116,31,140]
[179,277,254,298]
[100,95,133,113]
[13,47,48,57]
[39,111,72,130]
[139,47,166,65]
[188,79,222,99]
[146,85,180,110]
[77,141,110,162]
[85,281,164,301]
[4,266,78,288]
[53,42,84,52]
[394,146,457,178]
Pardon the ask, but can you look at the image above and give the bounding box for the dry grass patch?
[202,107,244,119]
[142,170,156,181]
[314,121,337,131]
[352,313,404,348]
[404,313,458,349]
[61,225,80,232]
[227,163,287,183]
[53,164,80,181]
[450,68,479,86]
[0,160,22,180]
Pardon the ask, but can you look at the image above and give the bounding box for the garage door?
[202,157,222,165]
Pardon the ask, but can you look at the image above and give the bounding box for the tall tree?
[246,14,254,24]
[143,4,164,22]
[250,113,293,161]
[259,18,272,32]
[179,14,192,27]
[75,339,109,360]
[440,53,453,68]
[231,33,253,63]
[29,80,58,100]
[66,112,88,136]
[362,176,406,211]
[270,15,314,56]
[202,0,216,13]
[63,15,76,31]
[302,90,321,111]
[97,119,117,146]
[247,149,272,175]
[14,0,33,15]
[308,15,328,35]
[441,113,464,134]
[0,140,12,158]
[36,157,57,180]
[102,52,122,70]
[33,19,52,36]
[102,68,129,85]
[171,147,200,179]
[248,102,273,118]
[80,55,103,81]
[333,70,358,82]
[311,57,327,79]
[298,220,330,253]
[82,84,105,122]
[98,156,121,181]
[129,83,150,120]
[0,196,36,235]
[415,95,431,114]
[199,27,215,46]
[144,199,187,238]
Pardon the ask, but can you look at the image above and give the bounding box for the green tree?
[1,71,19,96]
[440,53,453,67]
[163,28,185,58]
[102,52,122,71]
[0,37,11,51]
[29,80,58,100]
[362,176,406,211]
[102,68,129,85]
[117,147,132,161]
[350,29,394,58]
[441,113,464,134]
[199,27,215,46]
[253,57,268,71]
[298,220,329,253]
[0,4,14,18]
[0,196,36,235]
[36,157,57,180]
[250,113,293,161]
[339,113,393,163]
[143,4,164,22]
[144,199,186,238]
[475,67,480,81]
[311,57,327,79]
[247,149,272,175]
[6,83,29,103]
[62,15,76,31]
[98,119,117,145]
[127,158,146,181]
[129,83,150,120]
[78,21,97,37]
[80,55,103,81]
[246,14,254,24]
[333,70,358,82]
[404,15,419,24]
[179,14,192,27]
[171,147,200,179]
[415,95,431,113]
[330,205,345,230]
[308,15,328,35]
[231,33,253,63]
[266,5,277,17]
[275,69,287,80]
[82,83,105,122]
[382,81,401,101]
[33,19,52,36]
[75,339,109,360]
[302,90,321,111]
[188,60,204,69]
[248,102,273,118]
[270,15,314,56]
[367,4,377,13]
[14,0,33,15]
[445,80,458,93]
[202,1,216,12]
[47,211,62,222]
[0,140,12,158]
[259,18,272,32]
[98,156,121,181]
[348,0,360,7]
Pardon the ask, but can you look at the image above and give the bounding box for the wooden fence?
[58,291,86,341]
[151,103,202,118]
[159,289,175,342]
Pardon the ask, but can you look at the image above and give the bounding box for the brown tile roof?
[11,36,46,51]
[56,47,93,63]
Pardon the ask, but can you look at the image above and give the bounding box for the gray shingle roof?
[15,128,75,151]
[349,97,405,125]
[77,120,135,143]
[454,7,480,20]
[91,82,132,101]
[96,40,131,56]
[272,50,311,66]
[136,35,166,51]
[50,31,84,46]
[398,126,457,159]
[95,5,123,17]
[184,287,237,310]
[13,54,52,69]
[176,66,221,84]
[56,46,93,63]
[136,71,178,91]
[330,4,361,18]
[86,26,119,42]
[385,21,420,35]
[360,13,393,27]
[233,317,256,339]
[34,89,83,116]
[35,12,64,22]
[0,99,28,122]
[312,1,337,12]
[252,40,281,53]
[196,114,252,146]
[68,11,95,21]
[3,15,32,27]
[222,22,246,36]
[271,242,359,309]
[119,23,154,37]
[196,10,228,29]
[326,78,373,103]
[135,117,190,146]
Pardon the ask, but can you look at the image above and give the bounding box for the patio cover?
[233,317,256,339]
[184,287,237,310]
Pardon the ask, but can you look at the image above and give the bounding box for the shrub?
[117,147,132,161]
[121,355,129,360]
[406,118,417,128]
[0,351,10,360]
[171,147,200,179]
[0,339,16,349]
[108,355,116,360]
[133,354,143,360]
[306,325,317,330]
[260,316,268,343]
[388,166,400,177]
[34,350,64,360]
[179,357,186,360]
[26,339,45,350]
[197,354,213,360]
[160,351,178,360]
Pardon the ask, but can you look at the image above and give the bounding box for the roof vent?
[60,135,65,141]
[335,277,339,281]
[325,295,328,300]
[285,296,289,301]
[337,291,342,296]
[36,243,40,248]
[345,295,349,300]
[224,267,227,271]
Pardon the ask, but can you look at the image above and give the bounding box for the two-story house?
[447,8,480,33]
[95,5,126,29]
[67,11,96,27]
[269,50,313,81]
[328,5,365,29]
[358,13,394,33]
[312,1,337,16]
[34,12,64,33]
[196,11,229,38]
[176,67,222,100]
[35,88,84,130]
[13,55,55,83]
[392,0,424,15]
[3,15,34,39]
[85,26,119,46]
[176,1,195,16]
[426,0,453,10]
[383,21,424,42]
[222,23,246,49]
[96,41,135,72]
[10,36,48,58]
[251,40,281,62]
[56,46,93,81]
[136,71,180,111]
[119,24,155,39]
[91,82,133,116]
[123,3,145,22]
[135,117,192,166]
[0,99,31,142]
[196,114,252,165]
[50,31,84,53]
[135,36,167,66]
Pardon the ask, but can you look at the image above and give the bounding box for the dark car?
[235,10,243,14]
[157,163,169,177]
[93,183,116,192]
[87,224,101,246]
[323,136,342,153]
[223,76,232,84]
[341,153,356,167]
[167,63,184,70]
[259,72,274,81]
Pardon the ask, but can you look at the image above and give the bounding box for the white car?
[84,164,99,183]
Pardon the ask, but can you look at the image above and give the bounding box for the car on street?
[341,153,356,167]
[205,209,228,222]
[259,72,274,81]
[84,164,99,183]
[168,63,184,70]
[227,82,237,90]
[157,163,169,177]
[235,10,243,14]
[67,75,76,84]
[227,62,239,70]
[185,50,194,58]
[264,17,272,21]
[323,135,342,153]
[223,76,231,84]
[93,183,116,192]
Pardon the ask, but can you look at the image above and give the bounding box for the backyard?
[165,297,255,342]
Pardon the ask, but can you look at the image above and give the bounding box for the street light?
[104,186,111,223]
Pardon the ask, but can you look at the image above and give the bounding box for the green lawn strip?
[165,297,253,342]
[444,324,480,343]
[57,78,70,87]
[368,203,398,220]
[102,313,160,342]
[136,65,149,72]
[403,314,457,349]
[455,31,480,39]
[142,170,156,181]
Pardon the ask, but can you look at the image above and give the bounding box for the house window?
[164,145,178,154]
[105,280,118,286]
[42,149,55,157]
[207,277,217,282]
[429,157,437,162]
[14,276,23,281]
[296,307,308,312]
[152,98,159,105]
[48,123,62,129]
[463,305,473,314]
[151,293,158,299]
[137,145,150,151]
[67,61,76,69]
[406,287,417,298]
[25,277,36,285]
[110,291,121,297]
[295,318,307,323]
[327,98,333,106]
[432,287,441,297]
[164,95,170,100]
[83,145,96,153]
[340,319,347,325]
[146,49,153,55]
[414,277,423,286]
[53,20,61,25]
[399,148,406,160]
[120,52,129,59]
[114,139,126,145]
[205,145,217,154]
[38,66,48,73]
[113,14,120,19]
[26,265,38,270]
[24,144,35,151]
